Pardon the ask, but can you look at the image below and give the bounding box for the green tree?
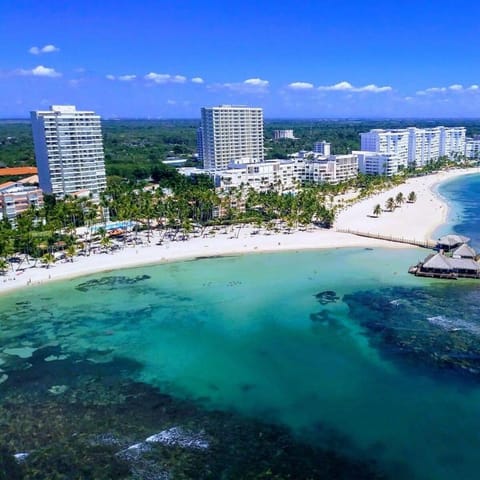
[395,192,405,207]
[386,197,396,212]
[373,204,382,217]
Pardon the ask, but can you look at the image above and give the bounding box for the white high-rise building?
[408,127,442,167]
[360,129,410,166]
[440,127,466,159]
[200,105,264,171]
[313,141,331,156]
[31,105,107,198]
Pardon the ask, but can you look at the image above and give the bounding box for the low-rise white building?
[273,129,296,140]
[0,181,44,221]
[354,150,406,176]
[213,155,358,194]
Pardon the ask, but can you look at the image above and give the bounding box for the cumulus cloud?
[145,72,187,84]
[288,82,314,90]
[191,77,204,84]
[19,65,61,77]
[29,44,60,55]
[416,84,479,95]
[318,81,392,93]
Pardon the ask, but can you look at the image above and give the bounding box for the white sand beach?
[1,167,478,294]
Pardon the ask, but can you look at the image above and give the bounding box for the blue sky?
[1,0,480,118]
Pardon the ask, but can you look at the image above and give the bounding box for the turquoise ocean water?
[2,173,480,479]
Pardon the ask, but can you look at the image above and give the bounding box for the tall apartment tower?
[31,105,107,198]
[200,105,264,171]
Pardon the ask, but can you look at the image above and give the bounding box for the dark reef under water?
[0,348,387,479]
[344,283,480,381]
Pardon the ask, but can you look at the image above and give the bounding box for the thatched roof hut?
[451,243,477,259]
[437,234,470,250]
[422,252,453,272]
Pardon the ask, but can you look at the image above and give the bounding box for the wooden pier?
[335,228,436,249]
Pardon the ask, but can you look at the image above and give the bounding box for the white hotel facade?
[31,105,107,198]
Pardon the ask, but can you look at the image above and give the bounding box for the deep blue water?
[436,171,480,249]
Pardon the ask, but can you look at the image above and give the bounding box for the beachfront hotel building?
[31,105,107,198]
[200,105,264,170]
[213,154,358,194]
[360,126,466,167]
[353,151,406,176]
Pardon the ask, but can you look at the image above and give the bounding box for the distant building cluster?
[186,105,479,195]
[10,101,477,222]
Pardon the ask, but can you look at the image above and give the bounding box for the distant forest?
[2,118,480,182]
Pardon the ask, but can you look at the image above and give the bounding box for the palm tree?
[386,197,396,212]
[41,252,55,269]
[407,191,417,203]
[373,204,382,217]
[65,244,77,262]
[395,192,405,207]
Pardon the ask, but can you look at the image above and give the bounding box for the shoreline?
[1,167,478,295]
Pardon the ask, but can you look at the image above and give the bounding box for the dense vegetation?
[2,118,480,180]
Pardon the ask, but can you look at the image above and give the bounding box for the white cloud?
[191,77,204,84]
[118,74,136,82]
[145,73,187,84]
[29,44,60,55]
[318,81,392,93]
[216,77,270,93]
[166,99,177,105]
[106,74,116,80]
[449,84,463,91]
[288,82,314,90]
[416,84,480,95]
[244,77,269,87]
[19,65,61,77]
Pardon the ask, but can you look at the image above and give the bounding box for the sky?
[1,0,480,119]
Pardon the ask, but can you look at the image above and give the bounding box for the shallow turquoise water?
[2,246,480,479]
[3,173,480,479]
